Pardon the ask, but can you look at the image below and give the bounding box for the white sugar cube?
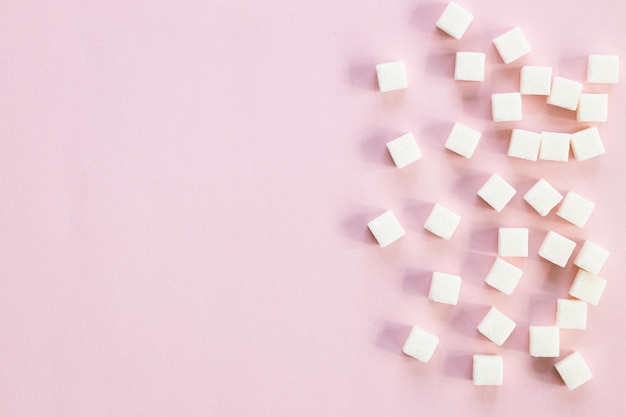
[538,231,576,267]
[570,126,605,161]
[556,191,595,228]
[386,133,422,168]
[477,174,516,212]
[587,54,619,84]
[569,269,607,306]
[547,77,583,111]
[555,352,593,390]
[529,326,560,358]
[402,326,439,363]
[424,203,461,240]
[473,355,503,386]
[524,179,563,216]
[498,227,528,257]
[455,52,485,81]
[577,94,608,122]
[520,66,552,95]
[444,122,481,158]
[573,240,609,275]
[493,27,531,64]
[367,210,406,247]
[376,60,408,93]
[429,272,462,305]
[436,1,474,39]
[492,93,522,122]
[539,131,570,162]
[477,307,516,346]
[507,129,541,161]
[485,257,523,295]
[556,299,587,330]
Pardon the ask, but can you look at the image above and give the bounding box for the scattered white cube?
[556,298,587,330]
[477,307,516,346]
[492,92,523,122]
[529,326,560,358]
[485,257,523,295]
[577,93,608,122]
[520,66,552,95]
[498,227,528,257]
[473,355,503,386]
[493,27,531,64]
[556,191,595,228]
[524,179,563,216]
[386,133,422,168]
[423,203,461,240]
[455,52,486,81]
[507,129,541,161]
[436,1,474,40]
[367,210,406,248]
[555,352,593,390]
[444,122,481,158]
[573,240,609,275]
[569,269,607,306]
[477,173,516,212]
[547,77,583,111]
[402,326,439,363]
[376,60,408,93]
[428,272,462,305]
[570,126,605,161]
[587,54,619,84]
[538,231,576,267]
[539,131,570,162]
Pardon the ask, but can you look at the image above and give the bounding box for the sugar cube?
[587,54,619,84]
[524,179,563,216]
[573,240,609,275]
[485,257,523,295]
[477,174,516,212]
[498,227,528,257]
[556,191,595,228]
[367,210,406,247]
[577,94,608,122]
[454,52,486,81]
[547,77,583,111]
[556,299,587,330]
[555,352,593,390]
[376,60,408,93]
[402,326,439,363]
[493,27,531,64]
[429,272,462,305]
[424,203,461,240]
[436,1,474,40]
[473,355,503,386]
[538,231,576,267]
[386,133,422,168]
[529,326,560,358]
[539,131,570,162]
[492,92,523,122]
[569,269,607,306]
[507,129,541,161]
[570,126,605,161]
[477,307,516,346]
[444,122,481,158]
[520,66,552,95]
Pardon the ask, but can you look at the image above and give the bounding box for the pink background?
[0,0,624,415]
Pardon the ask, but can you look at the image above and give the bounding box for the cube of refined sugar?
[569,269,607,306]
[570,126,605,161]
[529,326,560,358]
[376,60,408,93]
[492,93,522,122]
[524,179,563,216]
[573,240,609,275]
[477,307,516,346]
[429,272,462,305]
[367,210,406,247]
[444,122,481,158]
[423,203,461,240]
[498,227,528,257]
[587,54,619,84]
[538,231,576,267]
[436,1,474,39]
[555,352,593,390]
[577,94,608,122]
[493,27,531,64]
[485,257,523,295]
[507,129,541,161]
[556,299,587,330]
[455,52,485,81]
[539,131,570,162]
[547,77,583,110]
[473,355,503,386]
[386,133,422,168]
[520,66,552,95]
[477,174,516,212]
[402,326,439,363]
[556,191,595,228]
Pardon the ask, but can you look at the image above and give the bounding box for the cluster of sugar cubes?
[367,0,616,390]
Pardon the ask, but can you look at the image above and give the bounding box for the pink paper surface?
[0,0,624,415]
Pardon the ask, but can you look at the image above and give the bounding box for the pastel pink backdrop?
[0,0,624,416]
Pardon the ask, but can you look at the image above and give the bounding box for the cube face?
[386,133,422,168]
[577,94,608,122]
[492,93,523,122]
[455,52,486,81]
[556,299,588,329]
[429,272,462,305]
[508,129,541,161]
[473,355,503,386]
[436,1,474,39]
[367,210,406,248]
[485,257,523,295]
[402,326,439,363]
[376,60,408,93]
[556,191,595,228]
[538,231,576,267]
[569,269,607,306]
[498,227,529,257]
[524,179,563,216]
[424,203,461,240]
[444,122,481,158]
[477,307,516,346]
[555,352,593,390]
[529,326,560,358]
[477,174,517,212]
[573,240,609,275]
[587,54,619,84]
[539,132,570,162]
[493,27,531,64]
[520,66,552,95]
[571,127,605,161]
[547,77,583,111]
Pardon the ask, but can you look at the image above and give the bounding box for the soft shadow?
[444,350,473,380]
[375,321,412,356]
[469,224,498,254]
[461,252,494,287]
[481,126,512,156]
[341,209,382,244]
[419,122,452,151]
[505,321,528,353]
[403,268,431,297]
[411,3,447,35]
[451,170,489,207]
[451,302,488,338]
[402,198,433,230]
[425,51,456,78]
[360,129,401,166]
[529,356,562,385]
[347,61,378,90]
[527,293,556,324]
